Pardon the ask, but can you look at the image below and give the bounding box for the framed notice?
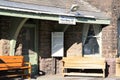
[51,32,64,57]
[59,15,76,25]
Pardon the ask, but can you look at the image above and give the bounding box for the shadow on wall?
[105,58,116,77]
[105,62,109,77]
[64,23,83,57]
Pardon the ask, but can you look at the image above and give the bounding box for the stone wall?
[102,25,117,58]
[0,39,10,56]
[0,16,11,39]
[85,0,120,76]
[39,20,83,75]
[39,20,53,58]
[0,16,11,55]
[85,0,112,16]
[39,20,54,75]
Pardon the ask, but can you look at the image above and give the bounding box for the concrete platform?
[3,74,120,80]
[36,74,120,80]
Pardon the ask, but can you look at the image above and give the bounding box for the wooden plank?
[63,73,103,77]
[64,67,105,69]
[64,64,105,69]
[0,56,23,58]
[0,66,31,70]
[0,59,23,63]
[63,57,105,62]
[0,73,31,78]
[0,63,23,68]
[63,57,105,60]
[0,56,23,63]
[63,60,105,63]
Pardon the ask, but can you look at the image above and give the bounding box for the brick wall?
[102,25,117,58]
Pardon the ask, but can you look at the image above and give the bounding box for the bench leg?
[102,69,105,78]
[28,67,31,80]
[63,68,67,77]
[27,62,31,80]
[62,67,64,76]
[62,68,65,77]
[22,67,31,80]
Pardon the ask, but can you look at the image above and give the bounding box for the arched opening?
[15,19,39,77]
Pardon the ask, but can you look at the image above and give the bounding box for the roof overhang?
[0,0,110,25]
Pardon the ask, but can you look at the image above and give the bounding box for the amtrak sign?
[59,15,76,25]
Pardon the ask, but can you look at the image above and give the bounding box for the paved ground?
[3,74,120,80]
[36,75,120,80]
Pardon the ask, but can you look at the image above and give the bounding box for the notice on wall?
[59,15,76,25]
[51,32,64,57]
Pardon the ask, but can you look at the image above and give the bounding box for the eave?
[0,9,110,25]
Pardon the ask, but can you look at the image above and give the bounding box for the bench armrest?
[24,62,31,67]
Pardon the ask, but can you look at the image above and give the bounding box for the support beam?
[10,18,28,55]
[63,25,69,32]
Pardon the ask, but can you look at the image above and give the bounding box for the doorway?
[16,22,38,76]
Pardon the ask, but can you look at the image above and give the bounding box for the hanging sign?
[59,15,76,25]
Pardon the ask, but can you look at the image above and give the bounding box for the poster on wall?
[51,32,64,57]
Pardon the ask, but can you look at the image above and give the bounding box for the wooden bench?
[0,56,31,80]
[62,56,106,77]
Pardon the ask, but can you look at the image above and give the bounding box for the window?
[82,24,102,56]
[51,32,64,57]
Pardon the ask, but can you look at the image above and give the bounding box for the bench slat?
[63,72,103,77]
[0,66,31,70]
[0,73,31,78]
[0,56,23,58]
[0,56,23,63]
[0,63,23,68]
[0,59,23,63]
[64,64,105,69]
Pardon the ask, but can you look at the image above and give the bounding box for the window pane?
[84,37,99,55]
[83,26,99,55]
